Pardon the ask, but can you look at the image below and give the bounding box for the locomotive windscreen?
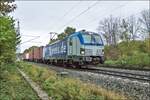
[81,33,103,45]
[82,34,93,44]
[93,34,103,45]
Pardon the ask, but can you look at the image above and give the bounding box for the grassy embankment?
[18,62,129,100]
[103,39,150,70]
[0,63,39,100]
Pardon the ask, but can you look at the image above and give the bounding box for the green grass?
[0,63,39,100]
[18,62,129,100]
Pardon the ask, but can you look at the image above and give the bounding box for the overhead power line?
[21,35,40,37]
[59,1,82,21]
[84,2,128,27]
[20,36,40,44]
[50,1,82,31]
[58,0,100,31]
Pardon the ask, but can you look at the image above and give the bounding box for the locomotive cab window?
[82,33,103,45]
[82,34,92,44]
[93,34,103,45]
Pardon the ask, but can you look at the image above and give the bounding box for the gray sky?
[10,1,149,53]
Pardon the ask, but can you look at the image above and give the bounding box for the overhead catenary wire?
[59,0,82,22]
[24,41,42,43]
[57,0,100,32]
[21,35,40,37]
[50,1,82,31]
[20,36,40,44]
[49,1,82,40]
[57,1,129,33]
[83,2,129,27]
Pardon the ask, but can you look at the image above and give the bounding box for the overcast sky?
[10,1,149,53]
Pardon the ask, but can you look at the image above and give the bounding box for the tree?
[0,0,20,64]
[97,16,120,46]
[57,32,66,40]
[128,16,141,40]
[0,16,20,63]
[120,16,141,41]
[119,19,129,42]
[64,26,76,35]
[56,26,76,41]
[0,0,17,15]
[139,10,150,39]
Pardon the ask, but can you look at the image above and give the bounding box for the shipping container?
[33,46,43,62]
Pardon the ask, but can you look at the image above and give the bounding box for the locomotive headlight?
[81,51,85,54]
[80,48,85,55]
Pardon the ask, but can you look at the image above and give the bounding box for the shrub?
[104,40,150,67]
[104,46,121,60]
[118,52,150,66]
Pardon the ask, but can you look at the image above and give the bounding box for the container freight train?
[23,30,105,66]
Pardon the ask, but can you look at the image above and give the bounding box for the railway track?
[79,67,150,82]
[51,64,150,82]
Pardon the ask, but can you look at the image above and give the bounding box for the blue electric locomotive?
[43,30,104,66]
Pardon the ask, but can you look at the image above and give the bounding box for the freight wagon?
[25,46,43,62]
[33,46,43,62]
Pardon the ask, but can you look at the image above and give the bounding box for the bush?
[118,52,150,66]
[104,40,150,68]
[104,46,121,60]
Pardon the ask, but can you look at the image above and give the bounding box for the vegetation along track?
[79,66,150,82]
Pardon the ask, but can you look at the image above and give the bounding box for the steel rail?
[80,67,150,82]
